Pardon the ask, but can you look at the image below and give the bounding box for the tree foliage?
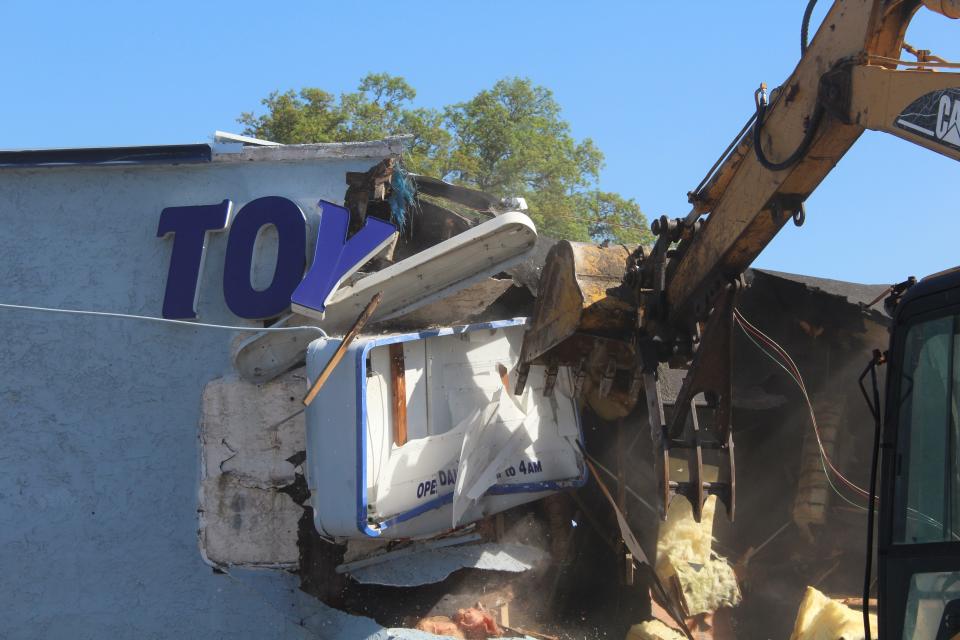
[239,74,652,245]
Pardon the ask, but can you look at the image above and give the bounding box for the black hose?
[753,85,825,172]
[801,0,819,55]
[752,0,824,172]
[858,352,884,640]
[693,0,819,201]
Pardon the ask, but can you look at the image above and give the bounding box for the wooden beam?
[389,342,408,446]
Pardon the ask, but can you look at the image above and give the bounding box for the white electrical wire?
[736,310,959,536]
[736,311,870,494]
[735,319,861,504]
[0,302,328,336]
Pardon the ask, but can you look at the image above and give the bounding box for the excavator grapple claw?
[642,283,739,522]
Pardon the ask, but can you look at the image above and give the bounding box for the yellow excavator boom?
[517,0,960,521]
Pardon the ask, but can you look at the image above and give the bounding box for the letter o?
[223,197,306,319]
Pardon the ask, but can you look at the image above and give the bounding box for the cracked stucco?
[199,369,307,567]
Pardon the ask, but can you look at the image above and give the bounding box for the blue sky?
[2,1,957,284]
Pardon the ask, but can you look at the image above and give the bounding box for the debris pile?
[215,157,892,638]
[415,607,503,639]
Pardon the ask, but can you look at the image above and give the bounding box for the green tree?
[238,74,449,176]
[239,74,652,245]
[578,191,650,245]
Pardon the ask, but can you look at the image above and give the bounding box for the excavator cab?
[880,266,960,639]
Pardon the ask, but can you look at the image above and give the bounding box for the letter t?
[157,200,231,319]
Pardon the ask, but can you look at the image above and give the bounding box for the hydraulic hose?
[753,84,824,172]
[801,0,819,54]
[752,0,824,172]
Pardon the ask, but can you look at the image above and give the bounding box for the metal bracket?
[768,193,807,227]
[644,371,672,519]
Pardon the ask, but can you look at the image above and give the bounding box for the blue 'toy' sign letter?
[157,200,231,319]
[291,201,397,318]
[223,196,307,319]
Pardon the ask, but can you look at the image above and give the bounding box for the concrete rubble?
[206,157,891,639]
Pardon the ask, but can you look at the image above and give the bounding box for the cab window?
[893,311,960,544]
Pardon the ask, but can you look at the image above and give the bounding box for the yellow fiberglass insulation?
[655,496,742,616]
[789,586,878,640]
[625,620,687,640]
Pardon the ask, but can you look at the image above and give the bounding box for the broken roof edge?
[212,137,408,164]
[752,268,891,318]
[0,136,409,170]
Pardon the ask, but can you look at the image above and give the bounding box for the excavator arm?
[516,0,960,522]
[673,0,960,325]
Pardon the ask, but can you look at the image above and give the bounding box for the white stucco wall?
[0,142,409,639]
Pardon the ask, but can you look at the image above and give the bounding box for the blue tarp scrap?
[388,163,417,232]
